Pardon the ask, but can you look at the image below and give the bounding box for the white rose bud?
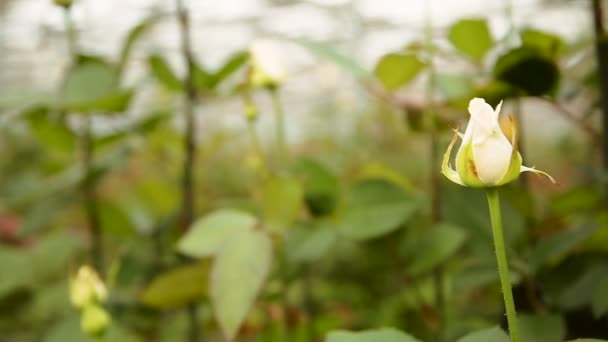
[442,97,555,187]
[249,39,287,88]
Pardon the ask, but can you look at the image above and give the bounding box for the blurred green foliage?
[0,5,607,342]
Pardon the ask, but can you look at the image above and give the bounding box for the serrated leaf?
[292,39,371,79]
[261,176,303,233]
[374,53,426,90]
[519,313,565,342]
[448,18,493,62]
[139,261,209,309]
[338,179,420,241]
[326,328,420,342]
[211,229,272,341]
[177,209,258,258]
[148,54,182,91]
[456,326,509,342]
[407,223,467,276]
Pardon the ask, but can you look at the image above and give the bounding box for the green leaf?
[292,158,339,217]
[519,313,565,342]
[0,90,56,109]
[456,326,509,342]
[98,201,136,237]
[286,222,337,263]
[520,29,564,57]
[550,263,608,310]
[338,179,420,241]
[63,61,118,111]
[261,176,303,233]
[326,328,420,342]
[192,62,214,91]
[116,15,161,78]
[357,162,415,192]
[527,223,598,271]
[148,54,183,91]
[211,229,272,341]
[448,19,494,62]
[24,106,75,152]
[210,51,249,88]
[88,88,134,112]
[177,209,258,258]
[406,223,467,276]
[292,39,372,79]
[436,73,474,99]
[592,275,608,317]
[374,53,426,91]
[140,261,209,309]
[550,187,602,214]
[494,46,559,96]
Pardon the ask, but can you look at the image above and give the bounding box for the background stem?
[62,5,104,275]
[424,3,445,337]
[591,0,608,201]
[486,188,520,342]
[270,87,288,170]
[175,0,201,340]
[81,115,104,274]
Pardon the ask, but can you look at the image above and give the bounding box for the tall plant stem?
[175,0,200,340]
[270,87,288,170]
[591,0,608,200]
[246,119,270,178]
[81,115,104,274]
[424,4,445,337]
[62,6,104,274]
[486,188,520,342]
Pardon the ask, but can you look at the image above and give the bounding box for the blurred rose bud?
[81,304,111,337]
[70,265,107,309]
[249,39,287,88]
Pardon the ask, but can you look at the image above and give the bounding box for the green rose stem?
[60,4,104,275]
[175,0,202,340]
[246,119,270,178]
[269,87,290,341]
[485,188,520,342]
[269,87,288,171]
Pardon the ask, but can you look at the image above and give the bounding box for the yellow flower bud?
[81,304,111,337]
[69,265,107,309]
[442,98,555,188]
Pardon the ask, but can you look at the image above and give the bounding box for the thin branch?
[175,0,201,341]
[81,115,104,274]
[591,0,608,200]
[539,97,600,140]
